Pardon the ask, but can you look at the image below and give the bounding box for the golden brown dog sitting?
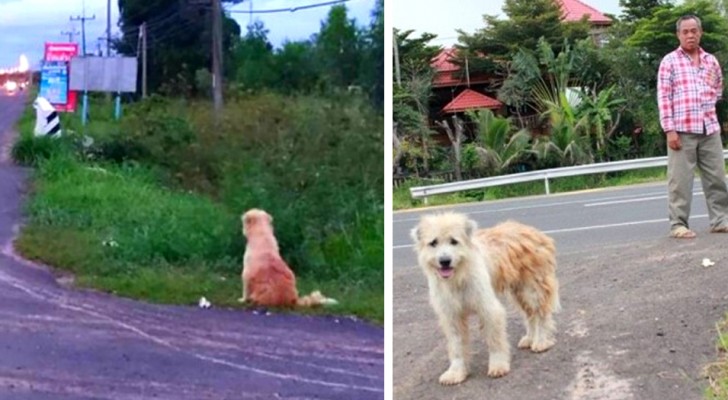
[238,209,337,308]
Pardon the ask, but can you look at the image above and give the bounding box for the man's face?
[677,18,702,51]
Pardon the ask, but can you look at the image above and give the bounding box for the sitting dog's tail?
[297,290,338,307]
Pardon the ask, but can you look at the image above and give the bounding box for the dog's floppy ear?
[410,226,420,243]
[465,218,478,238]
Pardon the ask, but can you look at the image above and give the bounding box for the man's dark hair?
[676,15,702,32]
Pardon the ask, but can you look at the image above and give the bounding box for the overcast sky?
[0,0,375,69]
[392,0,684,47]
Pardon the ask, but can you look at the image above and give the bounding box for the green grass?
[394,167,670,210]
[15,154,382,322]
[12,93,383,324]
[705,315,728,399]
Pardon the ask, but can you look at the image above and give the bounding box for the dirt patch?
[567,352,634,400]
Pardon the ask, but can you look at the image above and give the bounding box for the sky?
[0,0,376,70]
[393,0,667,47]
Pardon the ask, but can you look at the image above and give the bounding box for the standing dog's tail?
[297,290,338,307]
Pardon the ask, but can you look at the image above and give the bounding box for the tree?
[359,0,384,107]
[315,5,361,89]
[234,21,277,91]
[619,0,673,22]
[392,29,441,175]
[458,0,591,62]
[435,116,466,180]
[115,0,240,95]
[272,40,319,94]
[628,0,728,60]
[531,90,593,166]
[393,70,436,173]
[465,109,532,175]
[577,85,627,159]
[394,29,441,78]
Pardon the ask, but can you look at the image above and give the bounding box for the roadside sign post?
[69,57,137,125]
[41,43,79,112]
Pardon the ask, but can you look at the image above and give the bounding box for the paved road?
[0,93,384,400]
[394,179,728,399]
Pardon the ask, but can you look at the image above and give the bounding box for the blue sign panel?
[39,61,69,105]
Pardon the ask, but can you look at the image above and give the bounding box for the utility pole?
[70,14,96,56]
[61,26,80,43]
[211,0,224,116]
[141,22,147,98]
[106,0,112,57]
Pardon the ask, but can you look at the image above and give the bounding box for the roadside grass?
[394,167,669,210]
[704,315,728,399]
[12,92,383,324]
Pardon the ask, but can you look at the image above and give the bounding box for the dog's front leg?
[436,309,469,385]
[478,297,511,378]
[238,276,250,303]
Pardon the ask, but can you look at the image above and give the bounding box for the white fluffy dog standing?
[411,212,559,385]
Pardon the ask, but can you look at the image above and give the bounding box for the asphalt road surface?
[0,93,384,400]
[394,178,728,399]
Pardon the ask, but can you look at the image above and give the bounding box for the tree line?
[115,0,383,107]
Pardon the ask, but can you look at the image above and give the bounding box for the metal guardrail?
[410,150,728,203]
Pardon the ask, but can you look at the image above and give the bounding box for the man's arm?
[657,56,675,133]
[716,57,723,101]
[657,56,680,150]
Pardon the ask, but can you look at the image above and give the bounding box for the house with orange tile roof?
[430,0,612,128]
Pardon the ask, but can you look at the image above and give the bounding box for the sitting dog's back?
[242,209,299,307]
[240,209,338,308]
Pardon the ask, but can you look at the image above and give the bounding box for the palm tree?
[531,90,593,166]
[577,85,626,160]
[393,70,436,174]
[466,109,532,175]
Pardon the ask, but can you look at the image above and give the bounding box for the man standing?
[657,14,728,238]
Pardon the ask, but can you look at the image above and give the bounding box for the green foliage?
[466,109,531,175]
[233,21,278,91]
[459,0,590,62]
[578,85,627,159]
[703,314,728,399]
[628,0,728,60]
[15,92,383,322]
[619,0,673,22]
[394,29,442,77]
[315,5,362,89]
[358,0,384,106]
[11,132,75,167]
[115,0,241,95]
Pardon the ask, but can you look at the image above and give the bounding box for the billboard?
[69,57,137,93]
[40,42,79,112]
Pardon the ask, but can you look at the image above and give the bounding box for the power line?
[224,0,349,14]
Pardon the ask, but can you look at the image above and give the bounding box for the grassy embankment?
[12,92,383,323]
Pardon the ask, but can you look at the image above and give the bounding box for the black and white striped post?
[33,97,62,137]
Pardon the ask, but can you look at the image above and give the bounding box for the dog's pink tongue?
[439,268,454,278]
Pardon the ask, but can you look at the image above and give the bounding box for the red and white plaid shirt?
[657,46,723,135]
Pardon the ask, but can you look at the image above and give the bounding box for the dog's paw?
[237,297,248,304]
[486,363,510,378]
[530,339,555,353]
[517,335,532,349]
[439,368,467,385]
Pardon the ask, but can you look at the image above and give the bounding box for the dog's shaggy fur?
[239,209,337,308]
[411,212,560,385]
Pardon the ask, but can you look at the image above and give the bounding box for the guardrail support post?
[423,196,428,205]
[544,176,550,195]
